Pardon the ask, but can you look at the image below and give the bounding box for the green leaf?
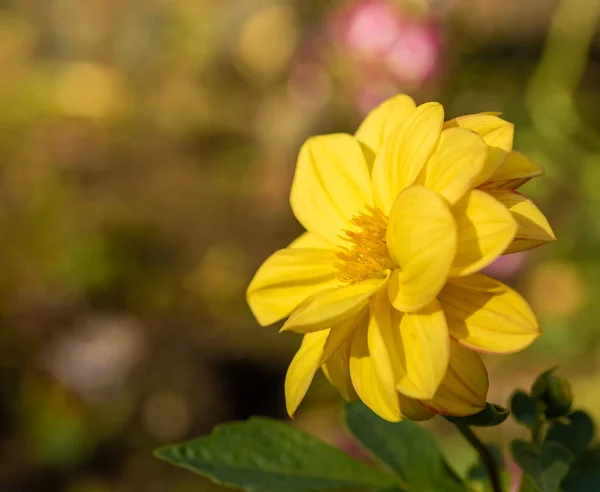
[155,417,397,491]
[510,439,574,492]
[511,390,538,427]
[467,444,504,482]
[344,401,468,492]
[444,403,509,427]
[562,447,600,492]
[545,411,594,458]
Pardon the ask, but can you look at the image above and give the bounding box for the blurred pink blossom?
[329,0,441,110]
[482,251,528,280]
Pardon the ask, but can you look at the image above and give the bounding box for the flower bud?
[531,369,573,418]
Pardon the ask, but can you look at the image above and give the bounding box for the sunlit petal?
[387,186,456,311]
[450,190,517,277]
[372,103,444,214]
[285,314,363,416]
[444,113,514,185]
[290,133,373,245]
[368,291,449,399]
[421,341,488,416]
[281,278,386,333]
[482,151,544,189]
[355,94,417,163]
[322,338,357,401]
[487,189,556,254]
[424,127,488,204]
[439,274,540,354]
[350,323,402,422]
[288,232,332,249]
[247,248,341,326]
[396,300,450,399]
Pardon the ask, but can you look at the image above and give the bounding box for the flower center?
[334,207,395,283]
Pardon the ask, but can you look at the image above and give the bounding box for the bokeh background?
[0,0,599,490]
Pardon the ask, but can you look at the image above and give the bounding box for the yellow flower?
[247,95,556,422]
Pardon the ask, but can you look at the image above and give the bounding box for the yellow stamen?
[334,207,395,283]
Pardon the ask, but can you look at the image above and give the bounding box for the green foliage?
[467,443,504,481]
[531,368,573,419]
[511,391,539,427]
[155,369,600,492]
[510,370,600,491]
[444,403,510,427]
[511,440,573,492]
[561,447,600,491]
[344,401,468,492]
[545,411,595,458]
[155,417,398,492]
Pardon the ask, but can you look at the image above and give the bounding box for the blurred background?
[0,0,599,490]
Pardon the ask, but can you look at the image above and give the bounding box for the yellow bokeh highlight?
[236,5,299,81]
[53,62,128,121]
[528,260,585,318]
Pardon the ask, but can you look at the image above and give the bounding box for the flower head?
[247,94,555,422]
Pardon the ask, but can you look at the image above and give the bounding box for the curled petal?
[450,190,517,277]
[368,292,449,400]
[422,341,488,416]
[439,274,540,354]
[387,186,457,312]
[483,151,544,189]
[444,113,514,185]
[247,248,341,326]
[424,127,488,204]
[286,315,363,417]
[322,339,357,401]
[398,395,435,421]
[487,189,556,254]
[290,133,373,245]
[281,278,386,333]
[355,94,417,162]
[372,103,444,214]
[396,301,450,399]
[350,323,402,422]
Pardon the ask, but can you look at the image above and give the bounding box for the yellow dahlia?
[246,95,555,422]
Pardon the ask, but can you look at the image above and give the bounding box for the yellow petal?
[288,232,332,249]
[285,331,329,418]
[349,324,402,422]
[281,278,385,333]
[386,186,457,311]
[444,113,514,186]
[487,189,556,254]
[247,248,341,326]
[422,341,488,416]
[355,94,417,161]
[482,151,544,189]
[450,190,517,277]
[290,133,373,245]
[398,395,435,421]
[286,315,362,417]
[439,274,540,354]
[368,291,449,399]
[372,102,444,214]
[424,127,488,204]
[396,300,450,399]
[366,289,402,395]
[322,339,358,402]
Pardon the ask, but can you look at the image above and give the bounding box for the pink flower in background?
[482,251,528,281]
[336,0,404,60]
[330,0,441,99]
[385,21,439,85]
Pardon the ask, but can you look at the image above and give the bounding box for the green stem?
[518,419,546,492]
[455,423,503,492]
